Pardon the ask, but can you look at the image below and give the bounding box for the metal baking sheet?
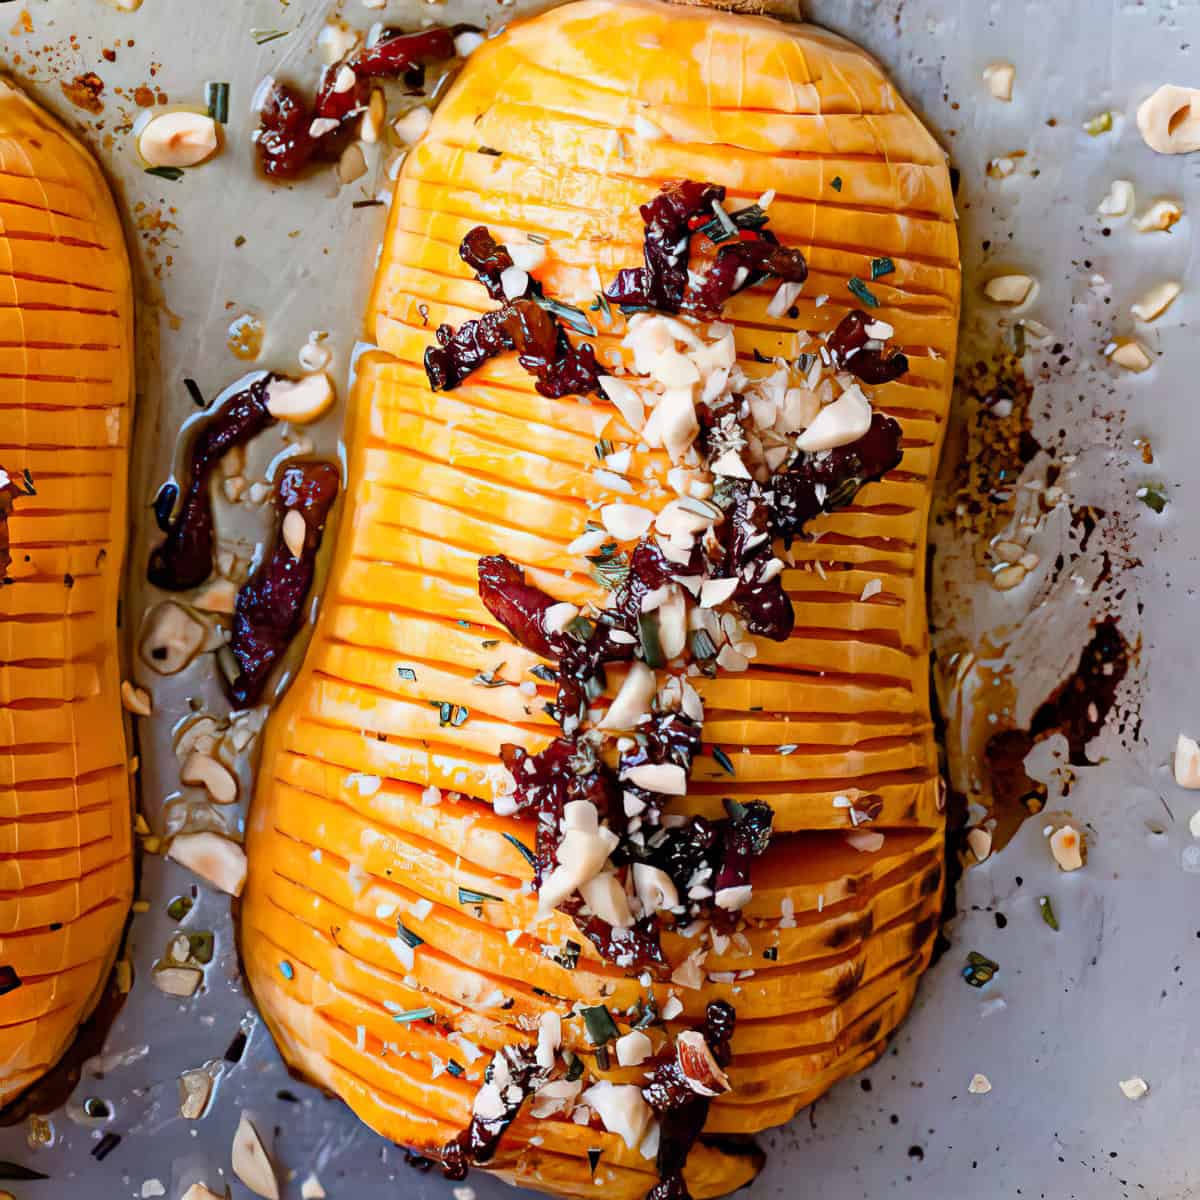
[1,1,1196,1197]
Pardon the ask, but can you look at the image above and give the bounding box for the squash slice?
[0,78,134,1107]
[242,1,958,1195]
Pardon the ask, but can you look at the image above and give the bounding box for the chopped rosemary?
[711,746,735,776]
[471,664,508,687]
[639,611,665,669]
[847,276,880,308]
[695,202,769,243]
[251,27,289,45]
[145,166,184,182]
[581,1003,619,1045]
[397,666,417,682]
[566,614,596,642]
[1038,895,1060,931]
[187,931,215,964]
[477,145,503,156]
[1137,483,1168,513]
[392,1006,436,1024]
[707,198,739,242]
[167,895,193,921]
[961,950,999,988]
[502,832,536,868]
[534,295,597,337]
[394,922,424,949]
[565,1051,585,1081]
[831,175,843,191]
[689,628,717,661]
[430,700,470,727]
[183,377,206,408]
[595,291,612,319]
[870,256,895,280]
[204,81,230,124]
[458,887,502,905]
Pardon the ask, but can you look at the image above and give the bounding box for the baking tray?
[1,1,1196,1197]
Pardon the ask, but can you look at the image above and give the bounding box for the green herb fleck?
[762,946,779,961]
[535,295,597,337]
[594,438,613,461]
[481,639,501,649]
[711,746,735,776]
[1137,483,1168,513]
[279,960,294,980]
[394,922,424,949]
[397,666,417,682]
[847,276,880,308]
[471,664,508,688]
[251,27,289,45]
[566,614,595,643]
[870,256,895,280]
[204,81,230,124]
[145,166,184,182]
[167,895,193,921]
[430,700,470,727]
[962,950,999,988]
[588,1148,602,1176]
[187,931,215,964]
[639,612,665,668]
[689,628,717,661]
[503,832,536,868]
[447,1059,465,1076]
[565,1051,585,1081]
[530,664,558,684]
[831,175,843,192]
[1038,895,1060,931]
[581,1004,620,1046]
[392,1006,436,1024]
[458,887,502,905]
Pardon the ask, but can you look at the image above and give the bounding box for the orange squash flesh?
[242,2,959,1195]
[0,78,134,1107]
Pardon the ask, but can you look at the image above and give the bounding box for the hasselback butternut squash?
[241,2,958,1196]
[0,78,134,1106]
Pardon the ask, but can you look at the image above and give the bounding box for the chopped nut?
[966,827,992,862]
[168,831,247,896]
[1131,280,1181,323]
[984,274,1035,305]
[181,751,238,805]
[982,61,1015,101]
[1119,1076,1149,1101]
[992,564,1026,591]
[393,106,432,144]
[179,1068,215,1119]
[140,602,206,675]
[265,373,335,424]
[138,111,219,169]
[232,1112,281,1200]
[615,1029,653,1067]
[361,88,386,143]
[968,1072,992,1095]
[1136,85,1200,154]
[1097,179,1134,217]
[1049,824,1084,871]
[1108,339,1152,373]
[301,1176,328,1200]
[194,578,238,615]
[152,964,203,997]
[1134,199,1183,232]
[986,156,1015,179]
[1174,733,1200,789]
[579,1082,652,1150]
[675,1030,731,1096]
[120,679,152,716]
[223,475,248,503]
[337,142,367,185]
[282,509,307,559]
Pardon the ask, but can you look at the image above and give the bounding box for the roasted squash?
[241,2,958,1196]
[0,78,135,1106]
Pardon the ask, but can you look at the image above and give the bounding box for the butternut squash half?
[0,79,135,1107]
[241,2,958,1196]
